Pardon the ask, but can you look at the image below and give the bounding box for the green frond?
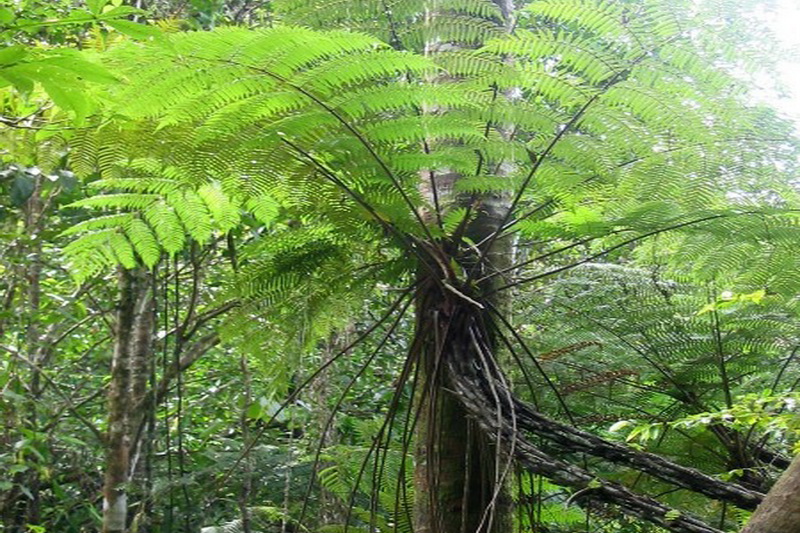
[61,229,125,281]
[69,193,162,211]
[171,190,214,244]
[276,0,503,52]
[143,201,186,254]
[59,213,134,237]
[523,0,669,53]
[198,183,242,233]
[124,217,161,268]
[58,7,798,304]
[482,30,625,85]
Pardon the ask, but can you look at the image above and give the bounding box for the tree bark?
[414,279,510,533]
[103,268,154,533]
[740,454,800,533]
[103,268,138,533]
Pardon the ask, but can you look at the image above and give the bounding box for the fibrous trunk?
[413,282,508,533]
[413,191,513,533]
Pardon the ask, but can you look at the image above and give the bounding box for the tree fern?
[22,1,800,530]
[64,10,796,271]
[200,506,291,533]
[516,261,799,467]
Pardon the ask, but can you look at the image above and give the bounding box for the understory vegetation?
[1,1,800,532]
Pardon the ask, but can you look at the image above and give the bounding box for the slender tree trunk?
[103,269,137,533]
[23,175,44,529]
[130,276,154,415]
[239,351,253,533]
[103,268,154,533]
[740,454,800,533]
[128,269,156,532]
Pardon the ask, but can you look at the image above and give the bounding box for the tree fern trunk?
[413,2,515,532]
[413,278,510,533]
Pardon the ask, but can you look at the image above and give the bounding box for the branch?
[443,322,765,511]
[448,347,725,533]
[509,397,764,509]
[153,332,220,407]
[1,344,105,444]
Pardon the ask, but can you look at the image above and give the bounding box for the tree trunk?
[413,1,515,530]
[413,279,510,533]
[21,174,45,529]
[103,268,137,533]
[128,269,156,532]
[103,268,154,533]
[413,158,514,533]
[741,454,800,533]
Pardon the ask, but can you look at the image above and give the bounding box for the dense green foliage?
[1,0,799,532]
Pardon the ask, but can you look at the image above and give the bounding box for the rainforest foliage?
[1,0,800,533]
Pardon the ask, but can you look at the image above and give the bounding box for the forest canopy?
[1,1,800,533]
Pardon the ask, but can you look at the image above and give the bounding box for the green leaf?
[696,302,716,315]
[0,45,25,66]
[104,19,162,40]
[62,10,97,24]
[246,402,262,420]
[10,174,35,206]
[86,0,109,16]
[12,18,43,35]
[39,80,91,121]
[2,389,26,403]
[40,51,117,84]
[98,6,145,19]
[58,435,87,447]
[608,420,632,433]
[0,7,15,25]
[741,289,766,304]
[0,69,33,94]
[18,485,34,500]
